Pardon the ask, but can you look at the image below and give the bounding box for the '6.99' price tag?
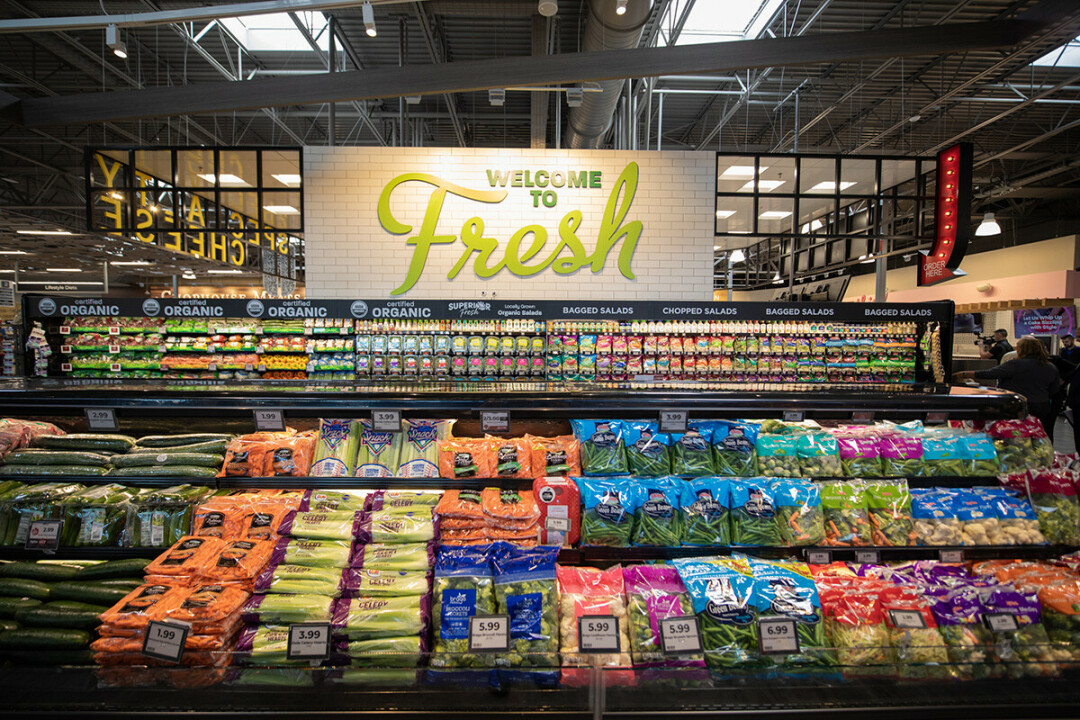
[468,615,510,652]
[85,408,118,431]
[659,616,702,655]
[287,623,331,661]
[758,618,800,654]
[578,615,620,653]
[142,620,189,663]
[372,409,402,433]
[25,520,62,551]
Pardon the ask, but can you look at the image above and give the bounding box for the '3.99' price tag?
[372,409,402,433]
[758,618,800,654]
[659,616,702,655]
[142,620,189,663]
[287,623,331,661]
[468,615,509,652]
[578,615,620,653]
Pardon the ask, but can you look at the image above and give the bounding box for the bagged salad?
[774,478,825,547]
[622,565,705,668]
[821,480,871,547]
[575,477,635,547]
[571,420,629,476]
[623,422,672,478]
[818,582,893,677]
[491,542,560,667]
[672,555,761,671]
[629,477,682,547]
[679,477,730,546]
[729,478,782,546]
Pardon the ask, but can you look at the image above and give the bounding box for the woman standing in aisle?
[954,337,1061,434]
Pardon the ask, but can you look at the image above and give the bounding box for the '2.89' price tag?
[468,615,510,652]
[142,620,189,663]
[578,615,620,653]
[286,623,331,661]
[659,616,702,655]
[758,618,800,654]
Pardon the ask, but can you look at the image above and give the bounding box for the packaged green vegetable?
[959,434,1000,476]
[60,483,136,547]
[279,510,361,542]
[432,545,496,668]
[709,421,759,477]
[355,420,403,477]
[333,594,429,640]
[931,587,997,680]
[622,565,705,668]
[254,563,344,595]
[346,635,424,667]
[865,480,913,547]
[671,427,716,477]
[878,433,923,477]
[356,512,435,545]
[571,420,629,476]
[575,477,635,547]
[836,434,883,478]
[629,477,682,547]
[881,588,951,680]
[491,542,559,667]
[396,419,453,478]
[241,593,336,624]
[311,419,361,477]
[127,485,211,548]
[821,480,871,547]
[773,479,825,547]
[672,556,762,670]
[729,478,782,546]
[921,433,966,477]
[679,477,730,546]
[821,588,893,677]
[624,422,672,478]
[1025,470,1080,545]
[749,558,833,668]
[755,435,799,478]
[352,542,434,572]
[796,433,842,477]
[273,538,353,568]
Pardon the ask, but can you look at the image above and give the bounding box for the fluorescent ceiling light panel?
[741,180,785,192]
[271,174,301,187]
[19,281,103,285]
[714,210,737,219]
[197,173,250,186]
[809,181,857,191]
[0,251,29,255]
[110,261,152,266]
[45,268,82,272]
[720,165,767,179]
[17,230,72,236]
[759,210,792,219]
[207,269,243,274]
[263,205,300,214]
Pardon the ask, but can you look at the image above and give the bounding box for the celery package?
[311,419,361,477]
[397,420,454,478]
[571,420,629,476]
[355,420,404,478]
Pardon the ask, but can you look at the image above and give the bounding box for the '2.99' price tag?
[758,618,800,654]
[142,620,189,663]
[468,615,510,652]
[578,615,620,653]
[25,520,62,551]
[85,408,118,431]
[659,616,702,655]
[287,623,331,661]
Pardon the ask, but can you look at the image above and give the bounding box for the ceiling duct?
[564,0,650,149]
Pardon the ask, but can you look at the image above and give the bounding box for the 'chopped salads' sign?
[378,163,642,295]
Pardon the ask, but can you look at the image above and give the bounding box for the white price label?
[25,520,62,551]
[207,345,216,354]
[806,549,831,565]
[108,327,120,336]
[889,610,927,630]
[253,409,286,432]
[852,411,875,423]
[304,328,313,336]
[926,412,949,425]
[372,409,402,433]
[258,364,267,372]
[578,615,620,653]
[110,363,122,373]
[286,623,332,661]
[256,347,265,355]
[659,616,702,655]
[142,620,189,663]
[85,408,118,431]
[758,618,800,654]
[58,325,71,335]
[207,363,217,372]
[108,345,120,354]
[339,327,349,336]
[659,410,689,434]
[158,345,167,353]
[481,411,510,434]
[61,363,72,372]
[468,615,510,652]
[545,516,571,532]
[984,613,1019,633]
[60,345,71,354]
[855,550,881,565]
[939,549,964,563]
[245,364,254,372]
[782,410,805,423]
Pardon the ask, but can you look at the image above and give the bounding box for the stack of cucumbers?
[0,558,149,665]
[112,432,232,478]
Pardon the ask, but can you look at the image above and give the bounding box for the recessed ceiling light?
[759,210,792,219]
[742,180,785,192]
[271,174,302,187]
[0,250,29,255]
[207,269,243,274]
[197,173,250,186]
[809,181,857,192]
[109,192,124,200]
[263,205,300,214]
[110,260,152,266]
[715,210,737,219]
[16,230,72,236]
[720,165,768,179]
[45,268,82,272]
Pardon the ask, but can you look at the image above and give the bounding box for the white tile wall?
[303,148,715,301]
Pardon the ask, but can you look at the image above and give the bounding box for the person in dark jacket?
[955,337,1061,435]
[979,329,1013,364]
[1061,334,1080,371]
[1068,364,1080,454]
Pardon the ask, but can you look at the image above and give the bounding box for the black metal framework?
[714,152,938,290]
[84,146,303,280]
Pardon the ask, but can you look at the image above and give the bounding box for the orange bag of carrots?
[240,501,292,541]
[145,536,226,578]
[486,435,532,479]
[99,583,190,629]
[440,516,487,531]
[439,438,495,479]
[434,489,485,520]
[220,439,269,478]
[192,502,245,540]
[263,435,315,476]
[481,487,540,523]
[198,539,274,584]
[526,434,581,478]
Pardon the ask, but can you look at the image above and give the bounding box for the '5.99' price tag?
[578,615,620,653]
[469,615,510,652]
[142,620,189,663]
[984,613,1019,633]
[659,616,702,655]
[758,618,800,654]
[287,623,331,661]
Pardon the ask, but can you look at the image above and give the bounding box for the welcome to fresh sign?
[303,148,715,301]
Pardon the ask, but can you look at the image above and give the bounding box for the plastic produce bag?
[127,484,212,548]
[624,422,672,478]
[679,477,730,546]
[431,545,496,668]
[397,420,453,478]
[486,436,532,479]
[960,433,1000,476]
[729,478,782,546]
[982,587,1061,678]
[836,434,883,478]
[365,491,442,515]
[773,478,825,547]
[911,489,962,546]
[755,435,799,478]
[670,427,716,477]
[355,420,403,478]
[241,593,336,625]
[822,586,893,676]
[821,480,870,547]
[672,556,761,670]
[60,483,136,547]
[629,477,682,547]
[255,563,344,595]
[438,438,495,479]
[622,565,705,668]
[272,538,353,568]
[1025,470,1080,545]
[491,542,559,667]
[334,594,429,640]
[556,565,631,669]
[342,568,430,598]
[931,587,997,680]
[921,433,966,477]
[865,480,914,547]
[347,635,425,667]
[796,433,842,477]
[356,512,436,545]
[279,510,362,542]
[879,586,950,680]
[571,420,629,476]
[575,477,635,547]
[526,435,581,478]
[310,419,361,477]
[352,543,434,572]
[749,558,832,668]
[879,434,923,477]
[710,421,759,477]
[978,488,1046,545]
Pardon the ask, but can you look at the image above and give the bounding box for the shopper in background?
[979,329,1013,364]
[1068,365,1080,454]
[1060,334,1080,370]
[955,337,1061,434]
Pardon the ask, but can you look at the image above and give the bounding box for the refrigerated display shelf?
[554,544,1077,564]
[0,546,163,560]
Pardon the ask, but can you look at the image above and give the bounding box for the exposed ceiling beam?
[410,3,467,147]
[10,19,1038,128]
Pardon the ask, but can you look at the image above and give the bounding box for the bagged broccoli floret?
[431,545,496,668]
[491,542,559,667]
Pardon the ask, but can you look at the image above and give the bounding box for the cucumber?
[76,558,149,580]
[0,628,90,650]
[48,582,127,605]
[36,435,136,453]
[0,597,42,618]
[15,606,102,630]
[45,601,108,613]
[87,578,142,589]
[4,450,112,468]
[110,453,223,469]
[0,619,18,631]
[134,434,232,448]
[0,465,110,477]
[0,649,94,665]
[0,578,50,600]
[130,440,227,456]
[110,465,218,478]
[0,562,82,582]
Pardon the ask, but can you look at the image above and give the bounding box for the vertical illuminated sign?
[918,143,973,286]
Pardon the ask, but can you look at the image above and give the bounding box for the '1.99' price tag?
[889,610,927,630]
[286,623,331,661]
[253,409,286,432]
[468,615,510,652]
[142,620,189,663]
[758,618,800,654]
[25,520,62,551]
[578,615,620,653]
[659,616,702,655]
[806,549,831,565]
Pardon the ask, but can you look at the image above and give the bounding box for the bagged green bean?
[670,427,716,477]
[755,435,799,478]
[355,419,404,478]
[710,420,759,477]
[879,433,924,477]
[624,422,672,478]
[575,477,636,547]
[333,594,429,640]
[679,477,731,546]
[821,480,871,547]
[491,542,559,667]
[310,419,361,477]
[571,420,629,476]
[749,558,833,667]
[959,433,1000,476]
[396,419,454,478]
[921,433,966,477]
[629,477,682,547]
[836,434,883,478]
[432,545,496,668]
[729,478,782,546]
[796,433,842,477]
[865,479,914,547]
[672,555,761,670]
[773,479,825,547]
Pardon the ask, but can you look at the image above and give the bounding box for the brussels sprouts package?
[982,587,1061,678]
[491,542,560,667]
[624,422,672,478]
[710,421,759,477]
[773,479,825,547]
[820,480,871,547]
[630,477,682,547]
[921,433,967,477]
[672,556,761,670]
[1024,470,1080,545]
[571,420,629,476]
[575,477,636,547]
[878,434,923,477]
[729,478,782,546]
[622,565,705,668]
[959,434,1000,477]
[836,435,883,478]
[865,480,914,547]
[749,558,832,668]
[795,433,842,477]
[755,435,800,478]
[679,477,731,546]
[432,545,496,668]
[931,587,997,680]
[671,427,716,477]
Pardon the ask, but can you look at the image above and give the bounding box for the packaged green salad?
[679,477,731,546]
[729,478,782,546]
[755,435,800,478]
[571,420,629,476]
[671,427,716,477]
[575,477,636,547]
[836,434,883,478]
[821,480,871,547]
[749,558,833,668]
[773,479,825,547]
[710,421,759,477]
[431,545,496,668]
[624,422,672,478]
[796,433,842,477]
[865,480,914,547]
[630,477,682,547]
[672,556,762,671]
[491,542,560,667]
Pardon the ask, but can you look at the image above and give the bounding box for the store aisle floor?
[1053,414,1076,455]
